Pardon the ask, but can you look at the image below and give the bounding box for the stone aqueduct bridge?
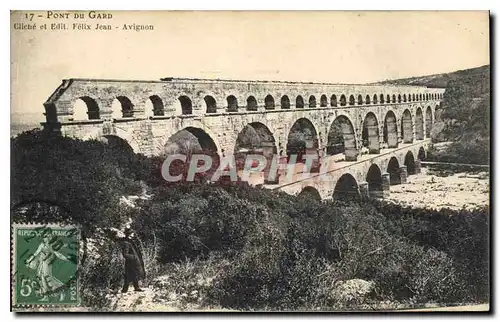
[43,77,445,200]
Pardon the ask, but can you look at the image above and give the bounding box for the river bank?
[385,167,489,210]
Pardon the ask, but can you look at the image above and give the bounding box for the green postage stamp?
[12,223,80,307]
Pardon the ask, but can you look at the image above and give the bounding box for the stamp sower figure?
[118,228,144,293]
[26,235,70,301]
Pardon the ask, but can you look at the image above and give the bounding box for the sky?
[10,10,490,123]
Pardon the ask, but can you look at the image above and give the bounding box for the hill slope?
[380,65,490,165]
[376,65,489,89]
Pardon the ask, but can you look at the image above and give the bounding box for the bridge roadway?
[257,140,429,200]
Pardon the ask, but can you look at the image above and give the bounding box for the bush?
[79,232,124,309]
[372,201,490,303]
[204,195,489,310]
[134,184,274,263]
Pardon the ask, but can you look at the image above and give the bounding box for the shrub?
[372,201,490,303]
[79,233,124,309]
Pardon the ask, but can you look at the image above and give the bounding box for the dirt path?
[400,303,489,312]
[109,284,233,312]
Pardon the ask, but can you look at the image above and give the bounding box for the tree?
[11,130,142,232]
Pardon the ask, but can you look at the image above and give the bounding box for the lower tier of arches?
[276,143,429,201]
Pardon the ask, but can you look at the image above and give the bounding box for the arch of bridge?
[153,119,224,155]
[81,124,143,154]
[283,113,324,151]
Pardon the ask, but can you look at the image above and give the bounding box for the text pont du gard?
[46,11,113,20]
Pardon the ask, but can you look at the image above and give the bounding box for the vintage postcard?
[10,10,490,312]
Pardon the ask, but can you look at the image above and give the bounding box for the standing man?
[118,228,144,293]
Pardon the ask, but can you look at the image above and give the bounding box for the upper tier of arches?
[68,91,444,121]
